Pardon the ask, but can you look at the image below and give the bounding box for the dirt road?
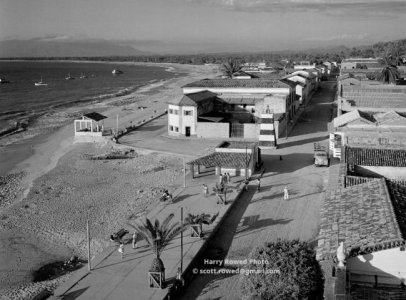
[180,82,337,300]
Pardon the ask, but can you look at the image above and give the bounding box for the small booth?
[74,112,107,137]
[187,141,260,178]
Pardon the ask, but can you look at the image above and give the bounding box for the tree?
[239,239,323,300]
[221,59,243,78]
[184,213,218,237]
[128,214,182,273]
[378,51,401,84]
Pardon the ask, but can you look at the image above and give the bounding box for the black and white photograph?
[0,1,406,299]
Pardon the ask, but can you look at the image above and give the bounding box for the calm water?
[0,61,177,129]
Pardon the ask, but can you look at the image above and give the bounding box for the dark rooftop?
[83,112,107,121]
[345,146,406,167]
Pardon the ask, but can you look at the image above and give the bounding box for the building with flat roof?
[168,79,298,148]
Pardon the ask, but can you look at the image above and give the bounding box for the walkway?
[52,172,246,300]
[180,82,337,299]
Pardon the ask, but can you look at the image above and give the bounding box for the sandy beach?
[0,62,219,299]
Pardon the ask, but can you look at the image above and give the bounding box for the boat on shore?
[80,73,87,79]
[65,73,75,80]
[112,69,123,75]
[35,77,48,86]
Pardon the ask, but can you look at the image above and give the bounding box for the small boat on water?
[80,73,87,79]
[112,69,123,75]
[35,77,48,86]
[65,73,75,80]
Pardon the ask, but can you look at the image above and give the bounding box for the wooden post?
[116,114,119,133]
[181,207,183,273]
[87,219,91,271]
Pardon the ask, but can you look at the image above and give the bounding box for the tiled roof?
[316,179,403,261]
[218,97,258,105]
[187,152,251,168]
[386,181,406,238]
[182,78,293,89]
[345,146,406,167]
[170,91,217,106]
[341,86,406,109]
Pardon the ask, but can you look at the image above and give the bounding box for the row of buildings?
[319,66,406,299]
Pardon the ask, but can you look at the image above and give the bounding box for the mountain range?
[0,38,147,58]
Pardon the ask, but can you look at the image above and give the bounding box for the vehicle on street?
[314,143,329,167]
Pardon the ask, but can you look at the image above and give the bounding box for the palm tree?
[128,214,182,273]
[184,213,218,237]
[221,59,243,78]
[378,51,400,84]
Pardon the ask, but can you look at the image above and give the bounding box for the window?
[173,110,178,115]
[169,125,173,131]
[169,109,173,114]
[184,110,193,116]
[175,127,179,132]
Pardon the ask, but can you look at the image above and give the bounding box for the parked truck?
[314,143,329,167]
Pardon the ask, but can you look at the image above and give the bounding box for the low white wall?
[75,132,103,137]
[244,123,259,139]
[347,247,406,285]
[196,122,229,138]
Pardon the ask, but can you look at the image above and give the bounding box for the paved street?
[180,82,337,300]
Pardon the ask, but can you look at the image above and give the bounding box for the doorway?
[185,126,191,137]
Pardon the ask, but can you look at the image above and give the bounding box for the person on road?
[118,243,124,259]
[203,184,208,197]
[284,186,289,200]
[256,178,261,191]
[219,173,223,184]
[244,179,249,191]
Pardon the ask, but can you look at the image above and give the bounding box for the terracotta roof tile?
[182,78,293,89]
[187,152,251,168]
[345,146,406,167]
[317,179,403,261]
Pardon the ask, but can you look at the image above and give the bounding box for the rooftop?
[341,85,406,109]
[317,179,404,261]
[182,78,293,89]
[83,112,107,121]
[187,152,252,168]
[345,146,406,167]
[169,91,217,106]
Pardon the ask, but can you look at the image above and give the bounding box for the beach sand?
[0,62,220,299]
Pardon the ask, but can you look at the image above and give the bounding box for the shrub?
[239,239,323,300]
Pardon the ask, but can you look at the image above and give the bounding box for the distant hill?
[0,38,148,58]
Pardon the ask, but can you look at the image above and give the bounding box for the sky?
[0,0,405,52]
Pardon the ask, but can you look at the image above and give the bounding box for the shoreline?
[0,62,219,298]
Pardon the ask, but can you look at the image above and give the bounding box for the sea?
[0,61,179,131]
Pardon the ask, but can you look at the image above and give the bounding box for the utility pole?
[183,158,186,187]
[86,218,91,271]
[245,146,248,180]
[181,207,183,273]
[116,114,119,134]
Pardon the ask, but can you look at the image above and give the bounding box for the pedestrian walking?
[244,179,249,191]
[132,232,138,249]
[284,186,289,200]
[256,178,261,191]
[219,173,223,184]
[118,243,124,259]
[280,155,283,161]
[226,173,230,183]
[203,184,208,197]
